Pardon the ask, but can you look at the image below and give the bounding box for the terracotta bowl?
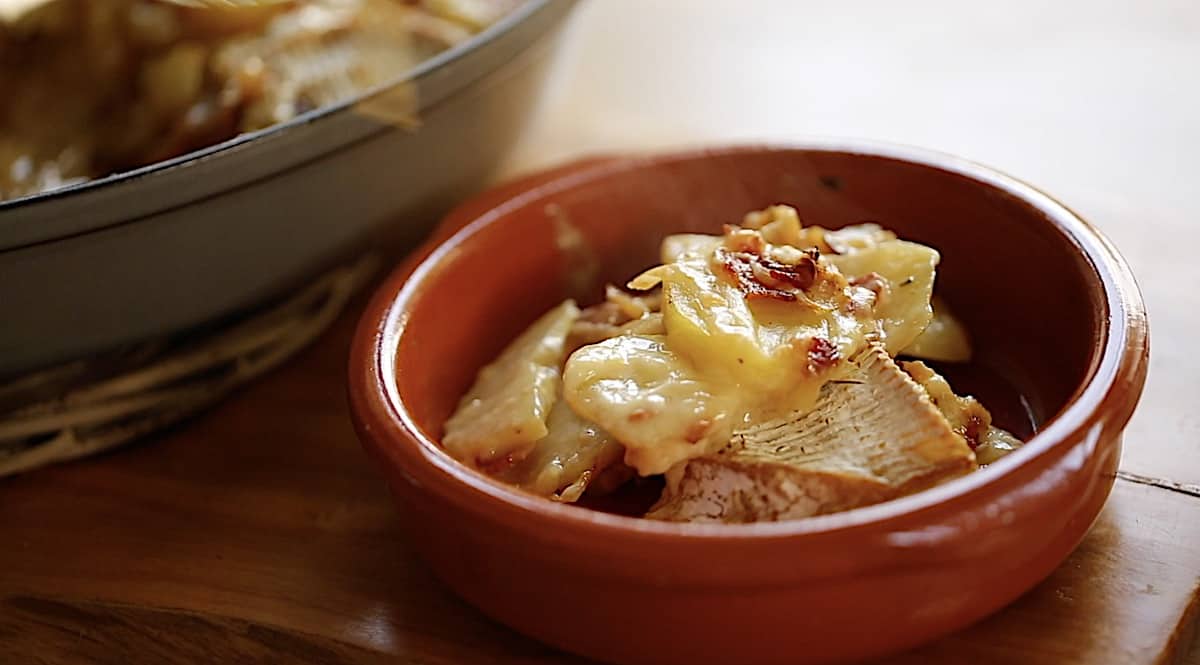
[348,143,1149,665]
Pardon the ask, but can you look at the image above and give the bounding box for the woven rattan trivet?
[0,253,379,477]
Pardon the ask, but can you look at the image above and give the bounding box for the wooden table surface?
[3,1,1199,663]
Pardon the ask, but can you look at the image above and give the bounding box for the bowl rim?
[0,0,555,215]
[351,139,1150,542]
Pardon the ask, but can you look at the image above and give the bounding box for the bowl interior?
[393,147,1105,476]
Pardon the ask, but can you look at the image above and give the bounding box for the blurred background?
[510,1,1197,214]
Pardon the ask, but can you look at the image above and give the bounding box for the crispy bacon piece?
[962,413,988,450]
[806,337,839,373]
[715,247,818,302]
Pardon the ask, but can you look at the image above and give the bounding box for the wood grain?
[1,297,1198,664]
[0,596,394,665]
[4,1,1200,663]
[0,300,571,665]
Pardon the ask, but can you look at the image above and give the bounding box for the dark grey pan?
[0,0,576,378]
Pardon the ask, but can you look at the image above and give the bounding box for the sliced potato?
[423,0,520,31]
[443,300,579,467]
[827,240,938,354]
[496,397,624,501]
[901,296,972,362]
[647,344,976,523]
[140,43,209,115]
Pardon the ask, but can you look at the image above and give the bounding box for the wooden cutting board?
[0,287,1197,665]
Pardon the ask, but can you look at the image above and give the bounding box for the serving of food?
[348,144,1148,665]
[0,0,518,200]
[442,204,1023,522]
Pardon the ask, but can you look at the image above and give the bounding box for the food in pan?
[0,0,518,200]
[442,205,1024,523]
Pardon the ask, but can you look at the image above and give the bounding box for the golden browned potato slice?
[443,300,579,467]
[647,344,976,523]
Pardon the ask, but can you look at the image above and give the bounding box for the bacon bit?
[848,271,885,292]
[806,337,839,374]
[684,418,713,444]
[961,413,987,450]
[716,247,817,301]
[763,251,819,286]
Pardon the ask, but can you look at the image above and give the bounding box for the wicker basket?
[0,253,378,477]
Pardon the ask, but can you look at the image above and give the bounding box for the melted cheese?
[654,256,868,395]
[566,237,880,475]
[447,210,973,498]
[563,334,740,475]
